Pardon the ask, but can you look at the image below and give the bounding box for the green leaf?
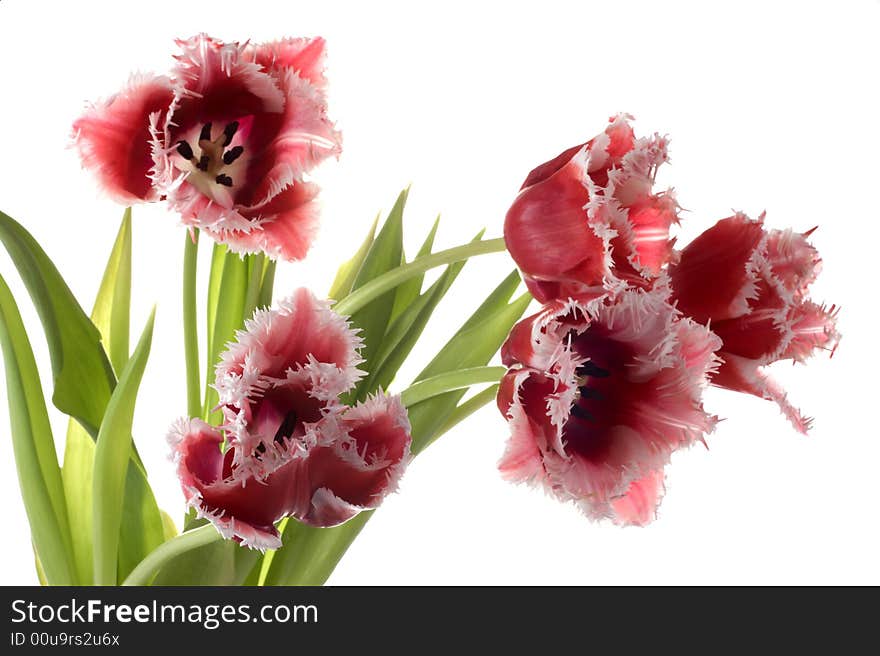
[203,245,248,423]
[346,189,407,395]
[92,310,155,585]
[33,548,48,586]
[388,215,440,324]
[0,210,115,436]
[328,213,380,302]
[90,208,131,376]
[0,273,75,584]
[150,532,261,586]
[160,511,178,541]
[61,419,95,585]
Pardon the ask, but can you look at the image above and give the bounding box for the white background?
[0,0,877,585]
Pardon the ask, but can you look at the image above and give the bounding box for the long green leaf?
[388,215,439,324]
[92,310,155,585]
[0,273,75,584]
[61,420,94,584]
[90,208,131,376]
[346,189,407,393]
[328,214,380,302]
[0,210,115,436]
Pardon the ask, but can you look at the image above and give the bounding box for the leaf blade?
[92,310,156,585]
[0,273,75,584]
[90,208,132,376]
[346,189,408,398]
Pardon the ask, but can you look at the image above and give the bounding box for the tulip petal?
[248,36,328,88]
[168,418,309,550]
[607,469,666,527]
[301,394,411,527]
[72,74,174,203]
[711,353,812,434]
[670,213,766,323]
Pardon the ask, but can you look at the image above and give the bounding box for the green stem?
[334,237,507,316]
[242,253,265,322]
[258,260,277,309]
[182,230,201,418]
[121,524,220,586]
[400,367,505,408]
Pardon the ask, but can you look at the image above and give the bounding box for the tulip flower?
[497,288,720,525]
[503,114,679,302]
[169,289,412,548]
[669,213,839,432]
[72,34,340,260]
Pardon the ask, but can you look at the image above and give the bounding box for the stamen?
[215,174,233,187]
[273,411,298,442]
[199,122,213,142]
[223,145,244,165]
[176,140,195,160]
[570,404,595,421]
[196,155,210,172]
[576,361,610,378]
[222,121,240,147]
[579,386,604,400]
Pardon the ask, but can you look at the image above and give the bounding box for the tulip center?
[175,121,247,208]
[563,330,633,461]
[570,360,610,423]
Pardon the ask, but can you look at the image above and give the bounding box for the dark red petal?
[168,419,309,549]
[72,74,173,202]
[298,395,411,527]
[520,143,586,190]
[670,214,766,323]
[504,150,608,289]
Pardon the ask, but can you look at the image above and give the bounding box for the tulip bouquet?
[0,34,838,586]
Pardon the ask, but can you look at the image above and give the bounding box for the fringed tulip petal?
[247,36,328,88]
[168,418,309,550]
[204,180,321,260]
[72,74,174,203]
[670,213,766,323]
[300,394,412,527]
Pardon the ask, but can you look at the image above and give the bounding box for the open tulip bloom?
[0,36,839,587]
